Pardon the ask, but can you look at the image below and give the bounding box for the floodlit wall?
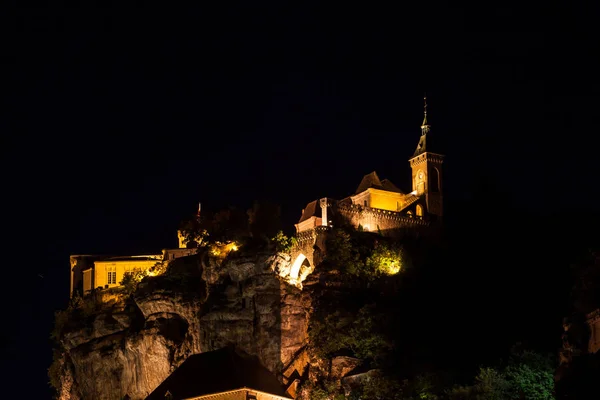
[93,259,160,290]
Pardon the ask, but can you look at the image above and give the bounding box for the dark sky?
[1,4,598,398]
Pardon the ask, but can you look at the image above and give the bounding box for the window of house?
[107,266,117,285]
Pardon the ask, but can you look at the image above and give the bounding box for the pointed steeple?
[421,94,430,135]
[413,95,431,157]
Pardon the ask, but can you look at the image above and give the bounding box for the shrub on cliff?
[446,346,555,400]
[272,230,297,253]
[50,291,103,341]
[323,226,406,280]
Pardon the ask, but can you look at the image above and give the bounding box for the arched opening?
[290,254,310,279]
[416,204,423,217]
[432,167,440,192]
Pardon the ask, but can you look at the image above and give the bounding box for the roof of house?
[97,255,162,262]
[355,171,403,194]
[145,347,292,400]
[298,199,321,223]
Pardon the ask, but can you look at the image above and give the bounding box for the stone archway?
[290,254,308,280]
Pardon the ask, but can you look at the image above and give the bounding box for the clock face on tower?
[417,170,424,181]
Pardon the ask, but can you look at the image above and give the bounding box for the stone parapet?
[337,203,429,227]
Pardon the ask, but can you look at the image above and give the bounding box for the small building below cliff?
[145,347,293,400]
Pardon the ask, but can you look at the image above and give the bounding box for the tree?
[178,214,209,248]
[247,200,282,240]
[503,348,555,400]
[209,207,249,243]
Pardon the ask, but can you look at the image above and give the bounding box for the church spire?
[412,94,431,158]
[421,94,430,135]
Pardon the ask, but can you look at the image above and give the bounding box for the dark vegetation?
[178,200,284,251]
[305,221,556,399]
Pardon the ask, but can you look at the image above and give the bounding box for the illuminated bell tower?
[408,96,444,217]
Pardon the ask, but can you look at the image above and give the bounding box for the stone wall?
[336,203,429,234]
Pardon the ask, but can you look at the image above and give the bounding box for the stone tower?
[408,96,444,217]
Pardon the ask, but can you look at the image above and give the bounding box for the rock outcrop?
[52,250,311,400]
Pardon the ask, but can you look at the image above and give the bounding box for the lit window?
[107,266,117,285]
[416,204,423,217]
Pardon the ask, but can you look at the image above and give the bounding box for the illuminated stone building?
[70,235,198,298]
[289,98,444,285]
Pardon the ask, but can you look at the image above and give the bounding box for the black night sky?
[1,4,599,398]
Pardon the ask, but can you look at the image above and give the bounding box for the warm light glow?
[384,261,401,275]
[147,271,157,277]
[210,241,240,257]
[290,254,307,280]
[416,204,423,217]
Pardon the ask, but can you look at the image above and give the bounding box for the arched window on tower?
[432,167,440,192]
[416,204,423,217]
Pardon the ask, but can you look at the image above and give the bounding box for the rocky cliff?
[51,250,312,400]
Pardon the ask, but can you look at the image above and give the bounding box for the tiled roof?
[355,171,403,194]
[298,200,321,223]
[145,347,291,400]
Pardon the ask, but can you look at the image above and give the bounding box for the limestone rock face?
[53,252,310,400]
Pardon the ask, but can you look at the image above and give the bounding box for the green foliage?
[473,367,510,400]
[47,349,63,392]
[272,230,297,253]
[324,227,405,280]
[365,240,404,277]
[353,372,441,400]
[360,373,405,400]
[446,348,555,400]
[300,379,344,400]
[178,216,209,248]
[308,225,406,368]
[180,203,283,247]
[309,303,391,361]
[149,261,168,276]
[323,228,362,275]
[119,269,147,295]
[447,367,510,400]
[503,349,555,400]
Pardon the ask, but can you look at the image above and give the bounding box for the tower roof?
[411,95,440,158]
